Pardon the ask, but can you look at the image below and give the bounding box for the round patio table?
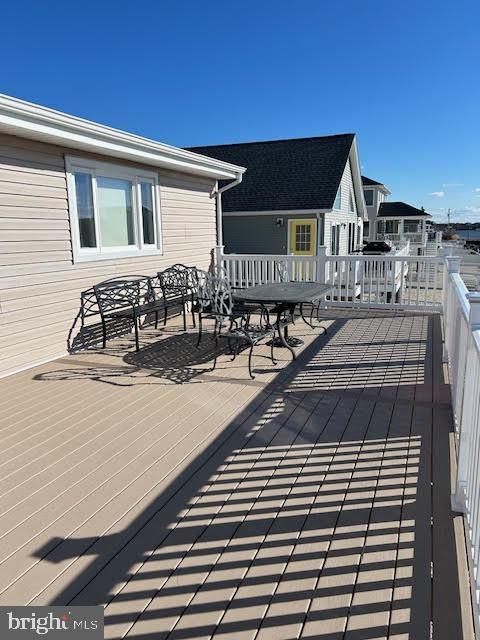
[233,282,333,359]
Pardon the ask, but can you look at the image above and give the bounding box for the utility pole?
[447,208,451,228]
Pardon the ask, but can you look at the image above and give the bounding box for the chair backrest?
[170,263,197,290]
[159,265,191,299]
[94,279,143,314]
[276,260,289,283]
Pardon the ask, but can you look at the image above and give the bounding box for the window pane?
[141,182,155,245]
[74,172,96,248]
[364,189,373,206]
[349,192,356,213]
[97,177,135,247]
[334,187,341,210]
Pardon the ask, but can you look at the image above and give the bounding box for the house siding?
[324,159,359,255]
[0,133,217,377]
[223,213,325,255]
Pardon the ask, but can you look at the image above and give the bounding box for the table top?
[233,282,333,304]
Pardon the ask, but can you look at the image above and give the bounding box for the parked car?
[362,240,393,255]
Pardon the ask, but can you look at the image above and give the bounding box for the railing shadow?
[24,312,465,639]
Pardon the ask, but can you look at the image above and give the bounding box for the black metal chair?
[194,269,263,348]
[157,265,192,331]
[208,276,277,379]
[94,276,166,352]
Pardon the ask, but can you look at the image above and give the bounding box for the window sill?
[73,248,164,264]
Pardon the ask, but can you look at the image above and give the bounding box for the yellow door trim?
[288,218,317,256]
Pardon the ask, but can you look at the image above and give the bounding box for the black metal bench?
[94,276,169,352]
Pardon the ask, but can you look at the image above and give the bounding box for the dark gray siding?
[223,214,324,255]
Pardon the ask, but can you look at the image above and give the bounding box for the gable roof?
[187,134,355,212]
[362,175,383,186]
[378,202,432,218]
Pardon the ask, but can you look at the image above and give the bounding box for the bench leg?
[134,316,140,352]
[101,317,107,349]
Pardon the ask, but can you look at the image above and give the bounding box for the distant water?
[457,230,480,240]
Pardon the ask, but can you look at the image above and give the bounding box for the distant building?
[189,135,367,256]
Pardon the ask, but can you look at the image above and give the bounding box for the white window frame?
[66,156,163,263]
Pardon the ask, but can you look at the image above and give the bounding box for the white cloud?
[428,191,445,198]
[474,188,480,193]
[442,183,463,187]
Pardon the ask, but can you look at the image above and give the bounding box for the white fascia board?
[349,138,368,220]
[0,94,246,180]
[223,209,329,217]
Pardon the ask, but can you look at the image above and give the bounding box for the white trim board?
[0,94,246,180]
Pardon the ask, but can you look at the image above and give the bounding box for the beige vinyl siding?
[0,133,217,377]
[324,158,359,255]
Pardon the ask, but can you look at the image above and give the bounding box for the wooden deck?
[0,309,474,639]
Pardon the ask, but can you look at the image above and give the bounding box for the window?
[66,157,162,262]
[333,186,342,210]
[331,224,341,255]
[403,220,420,233]
[348,222,356,253]
[349,191,356,213]
[295,224,311,252]
[363,189,374,206]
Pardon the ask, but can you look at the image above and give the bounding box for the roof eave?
[0,94,246,180]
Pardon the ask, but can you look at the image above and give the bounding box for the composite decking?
[0,309,474,639]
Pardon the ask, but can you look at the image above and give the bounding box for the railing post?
[467,292,480,329]
[214,245,224,270]
[316,245,327,283]
[442,257,460,361]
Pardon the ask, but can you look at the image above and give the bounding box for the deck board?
[0,309,473,639]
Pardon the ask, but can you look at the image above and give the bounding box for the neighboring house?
[361,175,391,241]
[376,202,433,254]
[0,94,245,377]
[188,135,367,258]
[361,174,435,254]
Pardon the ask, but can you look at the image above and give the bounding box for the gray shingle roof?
[187,134,355,212]
[362,175,384,186]
[378,202,432,218]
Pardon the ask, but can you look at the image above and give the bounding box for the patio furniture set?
[92,263,333,379]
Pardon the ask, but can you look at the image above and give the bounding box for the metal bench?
[94,276,168,352]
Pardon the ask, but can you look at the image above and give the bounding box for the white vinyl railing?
[444,257,480,626]
[217,246,443,311]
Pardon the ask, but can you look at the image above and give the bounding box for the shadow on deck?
[0,309,473,639]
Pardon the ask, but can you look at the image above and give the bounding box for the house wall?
[364,187,387,240]
[0,133,218,377]
[223,213,324,254]
[324,159,359,255]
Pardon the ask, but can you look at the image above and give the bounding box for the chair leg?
[164,306,168,326]
[182,299,187,332]
[270,338,277,365]
[155,310,159,329]
[133,316,139,352]
[191,294,196,328]
[247,344,255,379]
[196,314,203,347]
[101,317,107,349]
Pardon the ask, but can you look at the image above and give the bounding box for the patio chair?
[157,265,192,331]
[94,276,166,352]
[209,276,277,379]
[163,264,198,327]
[194,269,263,348]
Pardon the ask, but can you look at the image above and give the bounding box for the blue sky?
[1,0,479,222]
